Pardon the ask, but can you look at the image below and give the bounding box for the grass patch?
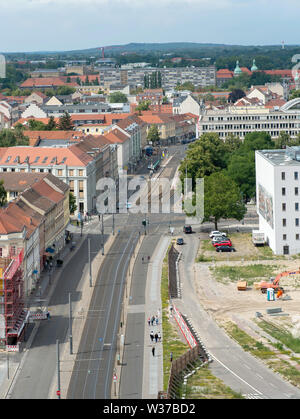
[196,254,212,263]
[257,320,300,353]
[211,264,280,285]
[223,322,275,359]
[184,364,244,399]
[161,252,189,391]
[266,359,300,388]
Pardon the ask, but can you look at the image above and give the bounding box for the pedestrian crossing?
[243,393,264,399]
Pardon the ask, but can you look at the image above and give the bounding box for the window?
[296,218,299,227]
[78,170,84,177]
[295,172,299,180]
[10,246,16,256]
[296,234,300,240]
[283,234,287,240]
[296,187,299,196]
[283,218,286,227]
[296,203,299,211]
[57,169,63,176]
[42,157,48,164]
[69,170,74,177]
[281,172,285,180]
[69,180,74,193]
[282,187,286,196]
[282,203,286,211]
[0,248,2,257]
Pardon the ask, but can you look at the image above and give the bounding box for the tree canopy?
[147,125,160,143]
[203,172,246,230]
[109,92,128,103]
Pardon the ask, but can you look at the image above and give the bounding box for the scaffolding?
[0,249,28,347]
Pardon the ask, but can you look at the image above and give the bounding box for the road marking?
[210,352,264,396]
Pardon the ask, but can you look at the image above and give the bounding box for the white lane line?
[210,352,264,396]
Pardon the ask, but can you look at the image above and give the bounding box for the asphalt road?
[175,232,300,399]
[67,228,139,399]
[8,234,103,399]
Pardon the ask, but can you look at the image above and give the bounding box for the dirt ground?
[195,233,300,336]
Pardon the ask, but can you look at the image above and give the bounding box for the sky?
[0,0,300,52]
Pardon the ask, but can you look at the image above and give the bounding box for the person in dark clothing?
[150,331,154,342]
[154,332,158,343]
[152,346,155,357]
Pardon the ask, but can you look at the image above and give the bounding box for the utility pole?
[101,213,104,255]
[88,237,92,287]
[7,351,9,380]
[69,293,73,355]
[56,340,61,399]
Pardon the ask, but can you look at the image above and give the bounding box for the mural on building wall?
[258,184,274,229]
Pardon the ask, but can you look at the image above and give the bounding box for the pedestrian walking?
[170,352,173,362]
[151,315,155,326]
[158,331,161,342]
[154,332,158,343]
[155,315,159,326]
[150,330,154,342]
[152,346,155,357]
[147,317,151,326]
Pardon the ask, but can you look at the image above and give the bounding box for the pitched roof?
[0,172,47,192]
[103,128,130,144]
[0,145,93,167]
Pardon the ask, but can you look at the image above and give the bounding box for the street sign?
[56,390,61,396]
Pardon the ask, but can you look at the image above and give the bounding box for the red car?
[213,240,232,247]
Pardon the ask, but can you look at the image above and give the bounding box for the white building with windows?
[198,98,300,140]
[255,146,300,255]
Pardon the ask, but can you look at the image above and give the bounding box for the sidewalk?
[0,227,87,399]
[142,236,170,398]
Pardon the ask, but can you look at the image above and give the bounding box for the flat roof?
[257,146,300,166]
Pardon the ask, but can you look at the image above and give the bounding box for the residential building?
[137,113,176,143]
[0,139,117,214]
[0,172,69,297]
[255,146,300,255]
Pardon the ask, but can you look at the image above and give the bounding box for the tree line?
[180,131,300,229]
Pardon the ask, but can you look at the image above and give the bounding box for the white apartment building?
[256,146,300,255]
[198,99,300,140]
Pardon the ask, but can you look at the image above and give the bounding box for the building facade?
[256,146,300,255]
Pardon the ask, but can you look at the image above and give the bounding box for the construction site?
[0,249,28,349]
[195,232,300,387]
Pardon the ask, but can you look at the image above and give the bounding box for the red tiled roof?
[104,128,130,144]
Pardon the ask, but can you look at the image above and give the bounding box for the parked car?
[176,238,184,245]
[216,245,236,252]
[183,225,192,234]
[212,236,228,243]
[209,230,227,238]
[213,240,232,247]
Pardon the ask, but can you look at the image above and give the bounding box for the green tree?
[147,125,160,143]
[27,119,47,131]
[290,89,300,100]
[45,116,57,131]
[56,86,76,96]
[179,133,229,183]
[0,128,29,147]
[203,172,246,229]
[226,152,256,200]
[69,192,77,214]
[109,92,128,103]
[58,112,74,130]
[136,100,151,111]
[0,180,7,207]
